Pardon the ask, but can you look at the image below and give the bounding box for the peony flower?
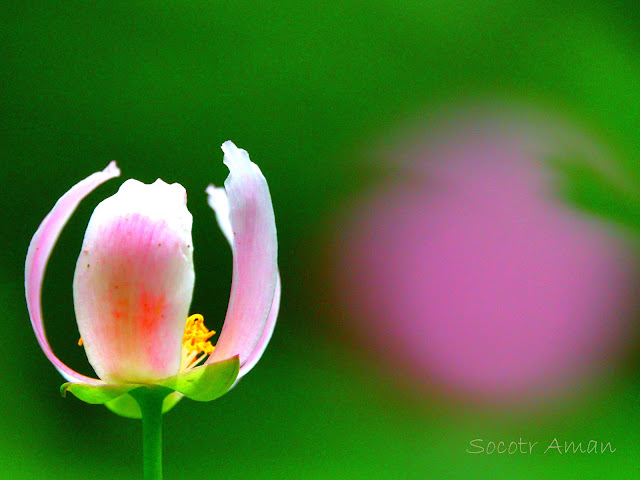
[25,141,280,416]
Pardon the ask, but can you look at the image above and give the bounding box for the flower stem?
[130,387,172,480]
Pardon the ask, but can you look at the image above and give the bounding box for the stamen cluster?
[180,314,215,371]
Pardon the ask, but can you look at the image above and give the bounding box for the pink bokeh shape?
[335,107,638,401]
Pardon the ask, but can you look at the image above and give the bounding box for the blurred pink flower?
[334,105,637,403]
[25,142,280,405]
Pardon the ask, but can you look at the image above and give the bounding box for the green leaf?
[105,391,184,419]
[61,382,140,404]
[155,355,239,402]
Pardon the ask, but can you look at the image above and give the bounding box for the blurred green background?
[3,1,640,478]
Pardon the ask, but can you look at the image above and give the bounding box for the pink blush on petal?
[75,205,193,383]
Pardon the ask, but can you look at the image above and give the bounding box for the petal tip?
[104,161,121,178]
[221,140,238,152]
[206,184,226,202]
[221,141,251,168]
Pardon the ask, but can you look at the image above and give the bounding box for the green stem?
[130,387,172,480]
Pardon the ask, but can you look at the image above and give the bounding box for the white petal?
[207,141,278,366]
[206,184,281,377]
[25,162,120,385]
[206,185,233,246]
[237,272,281,379]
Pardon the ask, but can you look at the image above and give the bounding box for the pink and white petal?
[238,273,281,379]
[25,162,120,385]
[207,141,278,366]
[206,184,281,376]
[73,179,195,384]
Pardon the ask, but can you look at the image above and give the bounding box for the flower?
[25,141,280,416]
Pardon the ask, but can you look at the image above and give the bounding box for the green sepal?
[155,355,239,401]
[104,391,184,419]
[61,382,141,404]
[61,355,239,417]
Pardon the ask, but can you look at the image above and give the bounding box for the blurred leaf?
[549,154,640,233]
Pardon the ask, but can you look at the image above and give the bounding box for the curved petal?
[73,179,195,384]
[25,162,120,385]
[238,273,280,378]
[206,184,281,377]
[206,141,278,366]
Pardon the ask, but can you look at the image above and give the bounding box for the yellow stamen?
[78,337,83,346]
[181,314,215,371]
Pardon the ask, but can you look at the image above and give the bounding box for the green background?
[2,1,640,478]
